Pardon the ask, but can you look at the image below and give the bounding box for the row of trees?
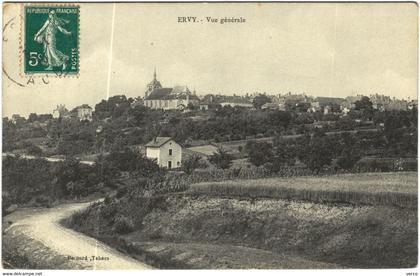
[244,126,417,173]
[3,94,417,159]
[2,147,162,213]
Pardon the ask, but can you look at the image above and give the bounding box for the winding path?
[4,202,151,269]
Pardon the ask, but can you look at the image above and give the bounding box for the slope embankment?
[65,190,417,268]
[2,202,151,269]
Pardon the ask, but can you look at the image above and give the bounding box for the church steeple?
[144,68,163,99]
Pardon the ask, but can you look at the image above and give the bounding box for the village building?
[308,101,321,113]
[219,96,253,108]
[408,100,418,110]
[199,102,220,110]
[199,102,210,110]
[311,97,345,114]
[11,114,25,125]
[369,94,408,111]
[345,95,363,104]
[73,104,93,121]
[261,102,286,110]
[145,137,182,169]
[130,96,144,108]
[52,104,71,119]
[280,92,312,104]
[143,69,199,110]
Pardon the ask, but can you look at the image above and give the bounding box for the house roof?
[71,104,92,113]
[262,102,279,108]
[315,97,345,106]
[172,86,190,94]
[145,137,174,148]
[220,97,252,105]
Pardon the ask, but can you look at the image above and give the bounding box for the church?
[143,69,199,110]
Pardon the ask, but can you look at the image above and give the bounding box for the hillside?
[64,172,418,269]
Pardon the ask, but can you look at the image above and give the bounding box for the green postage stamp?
[24,6,79,74]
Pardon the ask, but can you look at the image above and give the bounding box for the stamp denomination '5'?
[24,6,79,74]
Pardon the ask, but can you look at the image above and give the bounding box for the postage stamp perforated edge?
[19,3,80,78]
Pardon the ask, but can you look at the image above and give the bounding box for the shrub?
[25,143,43,156]
[209,148,233,169]
[34,195,52,207]
[245,141,273,167]
[182,154,205,174]
[2,193,12,216]
[112,215,135,234]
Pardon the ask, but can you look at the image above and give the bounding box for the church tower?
[144,67,162,99]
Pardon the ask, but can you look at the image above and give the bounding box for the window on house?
[168,161,172,169]
[169,149,172,156]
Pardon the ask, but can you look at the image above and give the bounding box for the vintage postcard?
[2,2,418,272]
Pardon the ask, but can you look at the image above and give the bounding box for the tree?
[187,102,196,111]
[272,137,297,167]
[299,136,333,173]
[103,148,160,177]
[94,95,131,120]
[336,133,361,170]
[209,148,233,169]
[252,94,271,109]
[354,96,374,120]
[181,154,206,174]
[383,111,413,156]
[28,113,39,123]
[354,96,373,111]
[245,141,273,167]
[268,110,292,129]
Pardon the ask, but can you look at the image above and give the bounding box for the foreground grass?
[188,172,418,208]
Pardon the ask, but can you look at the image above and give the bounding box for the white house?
[73,104,93,121]
[219,100,253,108]
[145,137,182,169]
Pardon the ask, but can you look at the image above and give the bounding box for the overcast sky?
[3,3,418,117]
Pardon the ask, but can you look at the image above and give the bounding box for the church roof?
[145,88,173,100]
[144,69,199,101]
[145,87,200,101]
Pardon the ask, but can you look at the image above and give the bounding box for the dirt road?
[4,202,151,269]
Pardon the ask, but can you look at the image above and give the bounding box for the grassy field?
[187,145,219,156]
[188,172,418,208]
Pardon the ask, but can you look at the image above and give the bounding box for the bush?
[2,193,12,216]
[112,215,135,234]
[25,143,43,156]
[245,141,273,167]
[209,148,233,169]
[182,154,206,174]
[34,195,52,207]
[355,158,417,172]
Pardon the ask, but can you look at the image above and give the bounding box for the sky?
[3,3,418,117]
